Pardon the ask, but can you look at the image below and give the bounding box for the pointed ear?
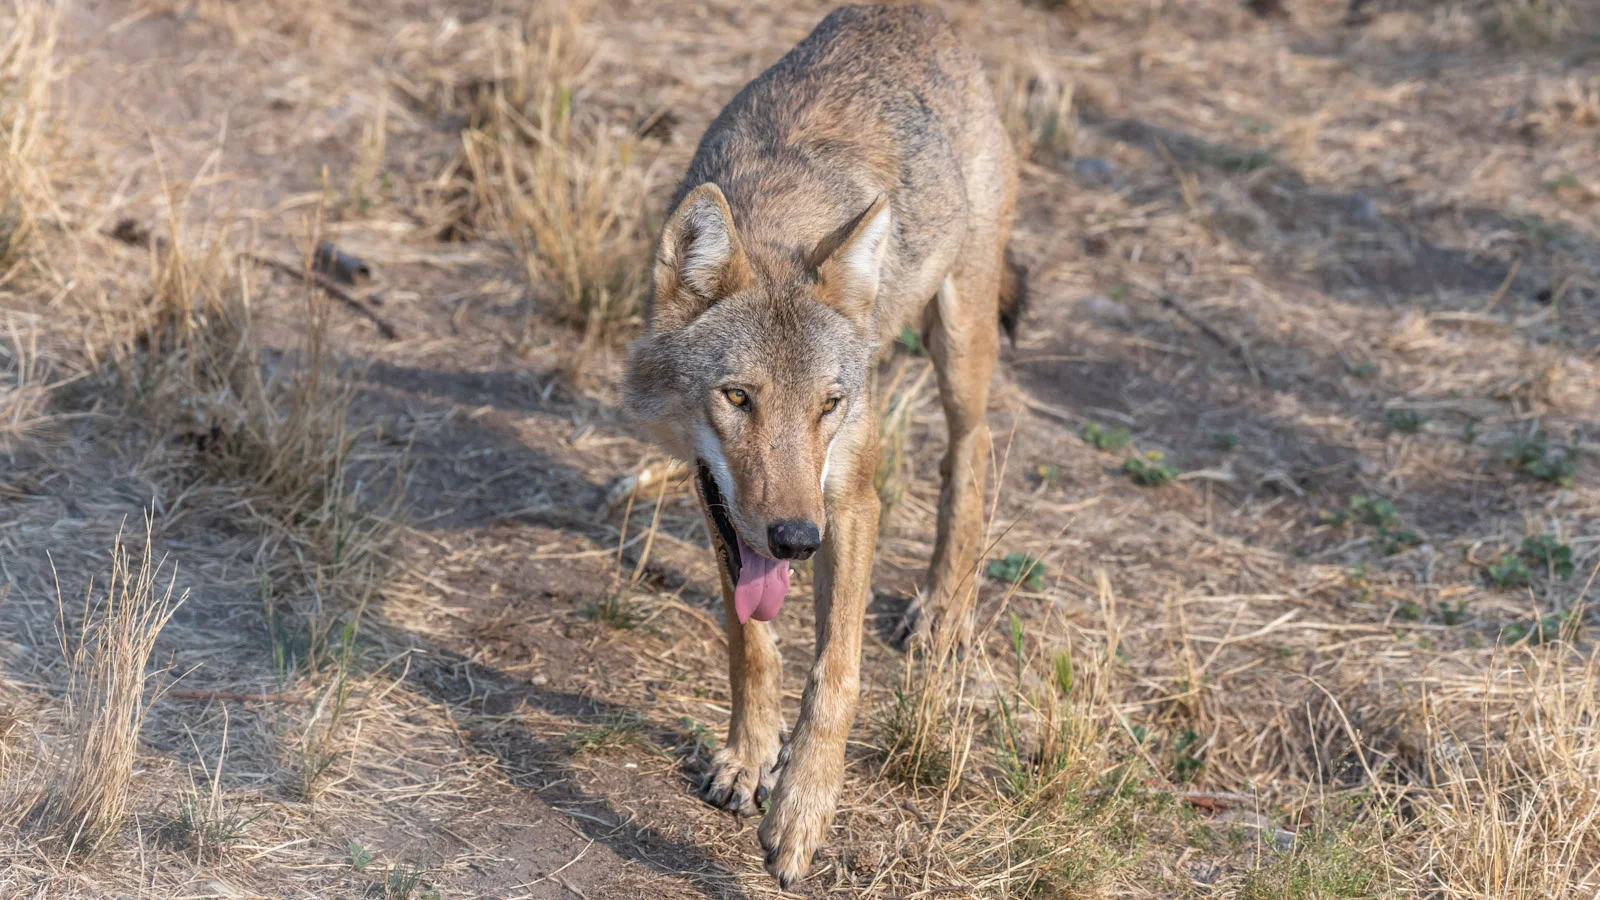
[649,183,753,333]
[813,194,891,330]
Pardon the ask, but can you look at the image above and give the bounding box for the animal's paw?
[698,744,776,817]
[758,760,838,890]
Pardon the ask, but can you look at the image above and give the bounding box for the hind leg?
[902,257,1001,647]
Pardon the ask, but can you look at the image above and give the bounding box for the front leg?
[759,434,878,888]
[700,517,784,815]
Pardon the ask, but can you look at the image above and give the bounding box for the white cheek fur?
[693,419,739,509]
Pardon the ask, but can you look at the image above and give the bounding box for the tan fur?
[621,4,1017,888]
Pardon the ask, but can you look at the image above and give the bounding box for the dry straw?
[30,519,184,858]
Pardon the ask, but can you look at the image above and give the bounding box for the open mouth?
[695,461,791,624]
[696,462,742,585]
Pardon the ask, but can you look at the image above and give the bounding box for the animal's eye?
[723,388,750,408]
[821,397,841,416]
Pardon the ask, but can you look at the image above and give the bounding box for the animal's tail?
[998,244,1028,346]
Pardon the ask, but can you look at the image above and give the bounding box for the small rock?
[1072,156,1123,188]
[1077,294,1131,323]
[1345,195,1382,225]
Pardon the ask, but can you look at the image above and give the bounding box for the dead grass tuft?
[432,8,657,347]
[1401,646,1600,895]
[27,520,184,858]
[0,0,60,277]
[999,65,1078,164]
[0,318,52,458]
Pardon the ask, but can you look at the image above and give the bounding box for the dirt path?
[3,0,1596,897]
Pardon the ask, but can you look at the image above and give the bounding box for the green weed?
[567,713,647,755]
[1489,534,1574,588]
[385,861,437,900]
[1385,408,1427,434]
[988,551,1046,591]
[350,841,374,872]
[895,324,923,355]
[1238,824,1381,899]
[584,587,647,629]
[1123,451,1179,487]
[1083,421,1132,452]
[1509,431,1580,487]
[1500,607,1583,645]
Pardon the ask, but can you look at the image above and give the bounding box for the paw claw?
[698,746,777,814]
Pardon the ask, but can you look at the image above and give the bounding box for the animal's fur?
[621,4,1019,887]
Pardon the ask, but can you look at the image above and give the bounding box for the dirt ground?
[1,0,1597,897]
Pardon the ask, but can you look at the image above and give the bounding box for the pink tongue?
[733,537,791,624]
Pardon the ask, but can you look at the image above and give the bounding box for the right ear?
[649,183,753,333]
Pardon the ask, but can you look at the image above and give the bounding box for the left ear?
[813,194,891,330]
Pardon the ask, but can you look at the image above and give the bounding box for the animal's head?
[622,183,888,622]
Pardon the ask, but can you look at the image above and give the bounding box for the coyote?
[622,4,1022,887]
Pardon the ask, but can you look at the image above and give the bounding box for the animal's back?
[672,4,1014,342]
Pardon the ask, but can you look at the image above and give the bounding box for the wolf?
[621,4,1022,887]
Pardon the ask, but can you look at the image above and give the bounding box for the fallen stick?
[244,253,400,341]
[1154,293,1275,389]
[106,220,400,341]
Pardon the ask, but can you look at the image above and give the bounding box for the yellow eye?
[821,397,840,415]
[724,388,749,408]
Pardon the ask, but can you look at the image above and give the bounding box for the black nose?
[767,519,821,560]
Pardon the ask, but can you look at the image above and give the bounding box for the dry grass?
[0,0,1596,896]
[1000,65,1079,164]
[431,7,659,349]
[0,0,59,277]
[25,520,184,858]
[0,318,52,458]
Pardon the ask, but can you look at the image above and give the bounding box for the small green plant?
[1212,431,1239,451]
[350,841,374,872]
[567,713,647,755]
[895,324,923,355]
[1350,361,1379,379]
[677,716,717,758]
[584,587,647,629]
[1490,534,1574,587]
[300,603,365,802]
[1033,462,1060,484]
[1489,553,1532,588]
[1396,601,1421,622]
[1199,143,1276,172]
[1123,450,1179,487]
[1543,171,1580,192]
[1501,608,1582,646]
[161,792,262,861]
[1349,496,1397,530]
[1382,529,1423,555]
[1509,431,1580,487]
[988,551,1046,591]
[1171,729,1204,782]
[1082,421,1131,452]
[1385,408,1427,434]
[386,861,437,900]
[1052,651,1074,697]
[1324,496,1421,555]
[1521,534,1574,580]
[1239,825,1380,898]
[1438,600,1469,627]
[876,684,953,788]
